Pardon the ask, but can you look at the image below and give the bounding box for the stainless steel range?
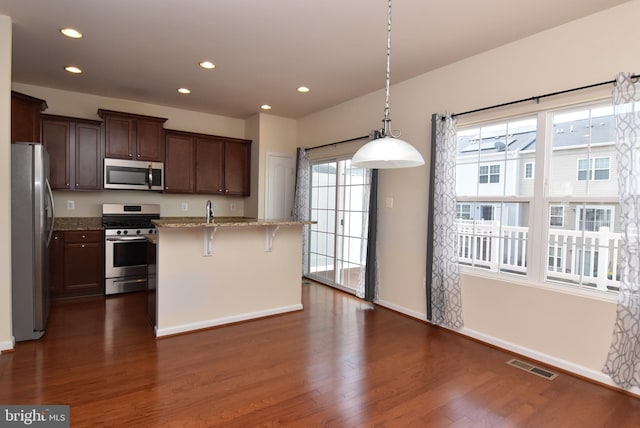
[102,203,160,295]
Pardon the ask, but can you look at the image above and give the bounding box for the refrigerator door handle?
[45,178,55,246]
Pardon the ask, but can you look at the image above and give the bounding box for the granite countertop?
[54,217,103,231]
[153,217,315,228]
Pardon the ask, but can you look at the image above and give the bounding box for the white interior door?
[265,153,296,220]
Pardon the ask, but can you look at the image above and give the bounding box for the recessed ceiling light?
[297,86,310,93]
[199,61,215,70]
[261,105,272,110]
[64,66,82,74]
[177,88,191,94]
[60,28,83,39]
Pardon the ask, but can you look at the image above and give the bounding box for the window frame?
[574,205,615,232]
[524,162,534,179]
[549,205,565,228]
[478,163,501,184]
[455,99,619,298]
[576,156,611,182]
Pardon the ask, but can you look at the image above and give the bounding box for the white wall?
[0,15,13,351]
[245,113,297,218]
[297,0,640,393]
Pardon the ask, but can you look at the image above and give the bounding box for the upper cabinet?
[98,109,167,162]
[195,137,225,194]
[164,130,251,196]
[42,115,103,191]
[164,131,196,194]
[11,91,48,144]
[223,139,251,196]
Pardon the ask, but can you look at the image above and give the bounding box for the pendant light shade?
[351,136,424,169]
[351,0,424,170]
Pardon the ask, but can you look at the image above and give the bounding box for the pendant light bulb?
[351,0,424,169]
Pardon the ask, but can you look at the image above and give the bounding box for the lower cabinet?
[49,230,104,298]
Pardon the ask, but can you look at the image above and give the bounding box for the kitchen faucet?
[206,200,214,224]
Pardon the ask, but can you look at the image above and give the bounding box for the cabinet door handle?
[81,244,85,248]
[129,153,132,157]
[82,234,86,239]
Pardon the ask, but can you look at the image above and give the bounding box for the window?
[456,102,620,293]
[479,164,500,184]
[456,204,471,219]
[549,205,564,228]
[524,162,534,179]
[577,157,610,181]
[576,206,613,231]
[480,205,495,221]
[548,246,563,271]
[456,117,534,275]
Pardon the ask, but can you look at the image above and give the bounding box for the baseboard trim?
[374,299,427,321]
[373,299,640,398]
[156,304,304,338]
[0,337,15,353]
[460,327,640,397]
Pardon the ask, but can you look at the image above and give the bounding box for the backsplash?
[52,190,245,218]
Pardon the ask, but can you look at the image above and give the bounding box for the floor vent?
[506,359,558,380]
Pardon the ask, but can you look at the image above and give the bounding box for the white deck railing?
[456,220,621,291]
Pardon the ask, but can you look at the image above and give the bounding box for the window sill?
[458,265,620,304]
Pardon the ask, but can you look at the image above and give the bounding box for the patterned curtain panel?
[429,114,463,329]
[603,73,640,389]
[293,148,311,274]
[356,168,374,300]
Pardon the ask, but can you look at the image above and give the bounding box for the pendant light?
[351,0,425,169]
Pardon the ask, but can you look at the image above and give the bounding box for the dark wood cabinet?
[11,91,47,144]
[42,115,103,191]
[195,137,225,194]
[164,130,251,196]
[50,230,104,299]
[98,109,167,162]
[224,140,251,196]
[164,131,196,193]
[48,231,64,296]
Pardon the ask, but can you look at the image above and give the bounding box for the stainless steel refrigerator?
[11,143,55,342]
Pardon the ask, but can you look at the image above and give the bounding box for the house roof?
[458,115,615,154]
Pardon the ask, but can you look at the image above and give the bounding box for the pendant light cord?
[382,0,393,137]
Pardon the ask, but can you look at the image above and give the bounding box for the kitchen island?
[150,217,312,337]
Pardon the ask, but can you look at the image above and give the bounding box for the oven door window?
[113,241,148,267]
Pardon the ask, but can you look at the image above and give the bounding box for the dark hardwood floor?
[1,281,638,427]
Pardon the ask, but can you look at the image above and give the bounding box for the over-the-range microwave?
[104,158,164,191]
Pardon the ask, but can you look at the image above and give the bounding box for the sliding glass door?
[308,159,368,293]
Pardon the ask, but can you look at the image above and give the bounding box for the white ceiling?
[0,0,630,119]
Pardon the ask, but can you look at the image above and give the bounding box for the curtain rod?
[452,74,640,118]
[305,134,369,151]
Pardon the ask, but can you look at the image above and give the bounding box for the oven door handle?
[106,236,149,242]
